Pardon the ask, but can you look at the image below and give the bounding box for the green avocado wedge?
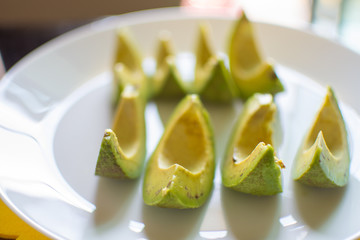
[150,33,188,100]
[221,94,284,195]
[143,95,215,208]
[112,30,147,103]
[228,13,284,100]
[193,24,237,103]
[292,87,350,187]
[95,85,146,179]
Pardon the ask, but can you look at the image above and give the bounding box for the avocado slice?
[193,24,237,103]
[221,94,284,195]
[150,33,189,100]
[112,30,147,103]
[95,85,146,179]
[228,13,284,100]
[143,95,215,208]
[292,87,350,187]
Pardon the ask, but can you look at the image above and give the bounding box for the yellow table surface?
[0,198,50,240]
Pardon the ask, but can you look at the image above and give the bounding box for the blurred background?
[0,0,359,71]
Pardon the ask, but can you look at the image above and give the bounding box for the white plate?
[1,7,360,240]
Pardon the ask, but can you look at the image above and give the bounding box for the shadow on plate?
[203,101,239,154]
[221,186,280,239]
[94,177,140,226]
[141,196,210,240]
[273,106,284,151]
[293,181,346,229]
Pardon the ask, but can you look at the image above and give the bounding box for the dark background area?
[0,22,90,70]
[0,0,180,70]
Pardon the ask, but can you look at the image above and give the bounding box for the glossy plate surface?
[1,8,360,240]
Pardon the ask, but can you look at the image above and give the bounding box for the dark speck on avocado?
[270,71,277,81]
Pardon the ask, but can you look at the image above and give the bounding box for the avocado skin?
[221,94,283,196]
[228,13,284,100]
[197,59,237,103]
[229,145,282,196]
[95,130,127,179]
[295,146,340,188]
[154,63,187,100]
[143,95,215,209]
[292,87,350,188]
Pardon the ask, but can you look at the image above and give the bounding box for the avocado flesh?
[193,24,236,103]
[143,95,215,208]
[222,94,283,195]
[228,13,284,100]
[292,87,350,187]
[95,86,146,179]
[113,30,147,103]
[150,35,188,100]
